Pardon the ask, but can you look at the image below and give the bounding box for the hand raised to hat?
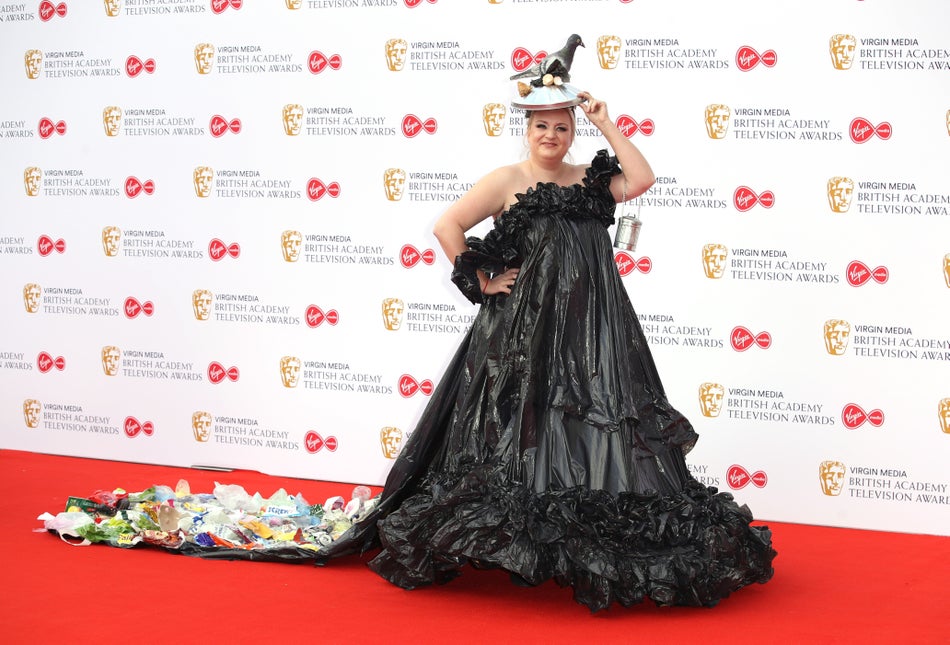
[578,91,611,130]
[509,34,585,82]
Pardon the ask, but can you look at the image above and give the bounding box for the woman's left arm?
[577,91,656,203]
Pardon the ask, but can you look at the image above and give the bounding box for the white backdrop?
[1,0,948,536]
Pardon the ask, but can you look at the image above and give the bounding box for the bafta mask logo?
[192,289,212,321]
[25,49,42,79]
[944,253,950,288]
[23,283,42,313]
[819,460,846,496]
[24,166,42,197]
[24,399,42,429]
[705,104,731,139]
[380,426,404,459]
[385,38,408,72]
[698,382,725,418]
[195,43,215,74]
[103,106,123,137]
[285,0,301,8]
[281,230,302,262]
[102,226,121,257]
[823,319,851,356]
[829,34,857,70]
[101,345,121,376]
[193,166,213,198]
[280,355,302,388]
[946,109,950,137]
[597,35,621,70]
[382,297,404,331]
[702,243,728,279]
[192,411,212,442]
[939,398,950,434]
[827,176,855,213]
[103,0,120,16]
[482,103,506,137]
[383,168,406,201]
[282,103,303,136]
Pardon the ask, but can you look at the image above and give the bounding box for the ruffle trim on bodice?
[451,150,621,304]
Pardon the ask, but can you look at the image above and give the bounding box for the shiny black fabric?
[330,151,775,611]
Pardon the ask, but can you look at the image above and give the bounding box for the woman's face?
[526,109,574,162]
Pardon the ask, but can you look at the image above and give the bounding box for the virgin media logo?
[125,176,155,198]
[850,117,892,143]
[37,351,65,373]
[846,260,889,287]
[304,430,337,454]
[37,235,66,256]
[400,244,435,268]
[727,464,768,490]
[309,51,342,74]
[305,304,338,327]
[39,1,67,21]
[842,403,885,429]
[124,297,154,318]
[616,115,654,137]
[511,47,546,72]
[307,178,340,201]
[126,56,156,77]
[209,238,240,261]
[208,361,239,384]
[736,46,777,71]
[210,115,241,137]
[124,416,154,438]
[404,0,437,8]
[730,326,772,351]
[398,374,433,397]
[734,186,774,211]
[211,0,242,14]
[38,118,66,138]
[402,114,437,137]
[614,251,652,276]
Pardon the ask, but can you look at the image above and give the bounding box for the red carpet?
[1,449,946,644]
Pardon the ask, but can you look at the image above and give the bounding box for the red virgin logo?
[402,114,437,137]
[842,403,885,429]
[307,178,341,201]
[511,47,546,72]
[124,297,154,318]
[400,244,435,268]
[850,117,892,143]
[727,465,768,489]
[125,176,155,198]
[730,326,772,351]
[846,260,889,287]
[616,115,654,137]
[124,416,154,438]
[398,374,433,397]
[615,252,652,276]
[39,1,67,21]
[309,51,342,74]
[210,115,242,137]
[734,186,774,211]
[404,0,437,7]
[208,361,239,384]
[126,56,156,77]
[38,118,66,138]
[37,235,66,256]
[305,304,339,327]
[209,238,240,261]
[211,0,242,14]
[304,430,338,453]
[736,46,777,71]
[37,351,66,372]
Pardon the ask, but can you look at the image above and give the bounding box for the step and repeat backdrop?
[1,0,948,536]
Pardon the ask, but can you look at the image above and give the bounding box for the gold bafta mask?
[195,43,215,74]
[829,34,857,70]
[103,106,123,137]
[385,38,408,72]
[101,346,121,376]
[381,297,404,331]
[597,35,621,70]
[23,399,41,429]
[698,382,725,418]
[192,411,212,442]
[23,283,42,313]
[702,243,728,279]
[823,319,851,356]
[938,398,950,434]
[282,104,303,136]
[946,109,950,137]
[103,0,121,17]
[102,226,121,257]
[944,254,950,288]
[704,104,731,139]
[827,176,854,213]
[280,356,301,388]
[193,166,213,198]
[25,49,42,79]
[482,103,506,137]
[192,289,212,321]
[285,0,302,7]
[379,426,404,459]
[383,168,406,201]
[281,230,302,262]
[24,166,42,197]
[818,460,846,496]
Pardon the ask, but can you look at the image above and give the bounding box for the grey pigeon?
[509,34,585,83]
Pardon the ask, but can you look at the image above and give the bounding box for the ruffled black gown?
[328,151,775,611]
